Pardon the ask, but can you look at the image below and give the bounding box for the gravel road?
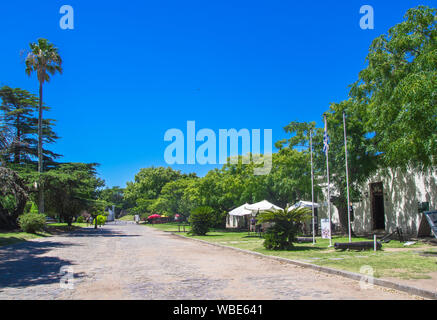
[0,224,419,300]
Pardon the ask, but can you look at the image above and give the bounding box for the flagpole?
[343,112,352,243]
[324,115,332,247]
[310,129,315,245]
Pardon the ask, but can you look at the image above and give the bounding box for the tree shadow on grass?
[0,240,85,289]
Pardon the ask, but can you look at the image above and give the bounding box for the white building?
[317,168,437,236]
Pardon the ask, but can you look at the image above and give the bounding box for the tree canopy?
[0,86,61,168]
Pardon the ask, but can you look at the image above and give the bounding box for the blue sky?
[1,0,434,187]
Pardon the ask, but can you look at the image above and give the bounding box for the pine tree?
[0,86,61,168]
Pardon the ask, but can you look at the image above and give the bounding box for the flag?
[323,116,329,155]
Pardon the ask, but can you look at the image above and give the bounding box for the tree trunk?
[14,115,21,164]
[38,81,44,214]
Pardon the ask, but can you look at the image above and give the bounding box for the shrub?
[189,206,215,235]
[19,213,46,234]
[76,216,85,223]
[93,214,107,226]
[258,206,311,250]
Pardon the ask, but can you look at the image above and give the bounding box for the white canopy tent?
[228,203,253,216]
[288,201,320,211]
[245,200,283,213]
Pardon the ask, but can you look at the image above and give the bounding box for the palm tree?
[24,38,62,213]
[257,206,311,250]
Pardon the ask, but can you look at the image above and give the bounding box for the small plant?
[76,216,85,223]
[93,214,107,227]
[19,213,46,234]
[189,206,215,235]
[258,206,311,250]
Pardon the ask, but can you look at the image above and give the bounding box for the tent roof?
[245,200,283,212]
[229,203,252,216]
[289,201,320,211]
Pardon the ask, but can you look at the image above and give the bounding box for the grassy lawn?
[146,223,437,280]
[117,215,135,221]
[0,222,88,247]
[0,231,50,246]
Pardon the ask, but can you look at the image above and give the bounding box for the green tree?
[41,163,104,226]
[98,186,126,217]
[124,166,193,215]
[0,86,61,167]
[0,167,29,229]
[150,177,197,220]
[0,123,14,166]
[277,110,379,234]
[350,6,437,169]
[24,38,63,214]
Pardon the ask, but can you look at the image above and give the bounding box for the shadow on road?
[66,227,140,238]
[0,241,84,289]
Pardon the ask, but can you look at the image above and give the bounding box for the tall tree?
[0,86,60,167]
[0,122,14,166]
[350,6,437,169]
[42,163,105,226]
[98,186,126,216]
[24,38,63,213]
[124,166,192,214]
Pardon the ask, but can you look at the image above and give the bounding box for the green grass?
[117,215,135,221]
[0,222,87,247]
[146,222,192,232]
[0,231,50,246]
[48,222,88,228]
[146,223,437,280]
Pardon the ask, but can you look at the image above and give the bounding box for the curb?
[170,232,437,300]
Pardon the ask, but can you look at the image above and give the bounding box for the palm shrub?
[19,213,46,233]
[258,206,311,250]
[189,206,215,235]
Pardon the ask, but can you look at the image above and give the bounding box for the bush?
[189,206,215,235]
[76,216,85,223]
[93,215,107,226]
[258,206,311,250]
[19,213,46,234]
[263,223,292,250]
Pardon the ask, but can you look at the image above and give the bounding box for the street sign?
[321,219,331,239]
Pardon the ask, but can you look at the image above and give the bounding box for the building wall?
[317,168,437,235]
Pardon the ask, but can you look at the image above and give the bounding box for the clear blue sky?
[1,0,434,187]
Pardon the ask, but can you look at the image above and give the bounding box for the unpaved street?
[0,224,419,300]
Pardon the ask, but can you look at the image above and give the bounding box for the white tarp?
[245,200,283,213]
[229,203,253,216]
[289,201,320,211]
